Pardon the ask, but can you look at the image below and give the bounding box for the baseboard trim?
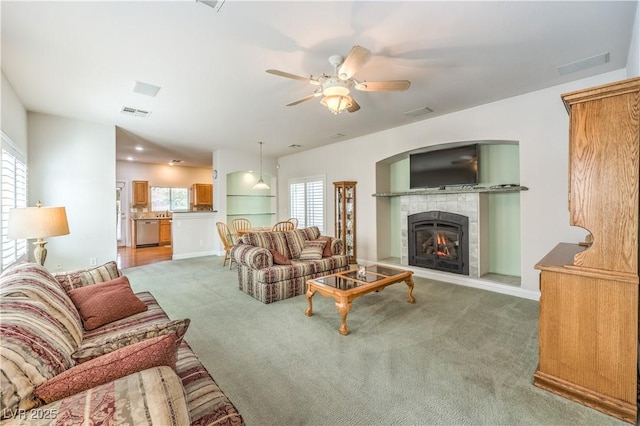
[369,260,541,301]
[534,369,637,424]
[172,250,216,260]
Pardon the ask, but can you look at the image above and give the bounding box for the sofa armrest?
[330,237,344,256]
[231,244,273,269]
[1,366,189,426]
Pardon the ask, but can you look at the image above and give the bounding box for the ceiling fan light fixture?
[321,95,353,115]
[322,78,350,97]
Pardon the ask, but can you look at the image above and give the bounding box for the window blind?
[289,176,324,232]
[1,133,27,270]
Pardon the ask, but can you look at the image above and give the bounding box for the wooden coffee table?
[305,264,415,335]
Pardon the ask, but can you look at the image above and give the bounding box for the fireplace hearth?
[408,211,469,275]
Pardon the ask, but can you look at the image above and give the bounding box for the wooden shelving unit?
[334,181,357,264]
[534,77,640,424]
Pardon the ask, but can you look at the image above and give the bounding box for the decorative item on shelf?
[8,201,70,266]
[253,141,270,190]
[357,264,366,278]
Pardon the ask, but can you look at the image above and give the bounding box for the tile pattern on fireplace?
[401,192,480,277]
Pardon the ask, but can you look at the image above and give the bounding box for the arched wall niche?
[375,140,522,281]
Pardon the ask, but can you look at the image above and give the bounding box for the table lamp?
[8,201,70,266]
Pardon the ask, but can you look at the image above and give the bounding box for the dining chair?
[216,222,236,269]
[272,220,295,232]
[286,218,298,229]
[231,218,252,240]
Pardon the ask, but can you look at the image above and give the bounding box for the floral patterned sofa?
[231,226,350,304]
[0,261,243,425]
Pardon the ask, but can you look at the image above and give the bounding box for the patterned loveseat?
[231,226,349,304]
[0,261,243,426]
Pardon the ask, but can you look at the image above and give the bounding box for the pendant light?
[253,141,270,190]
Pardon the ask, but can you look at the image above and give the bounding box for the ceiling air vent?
[121,106,151,118]
[404,106,433,118]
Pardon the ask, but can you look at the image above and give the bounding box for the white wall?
[627,0,640,77]
[171,212,218,259]
[28,112,116,271]
[1,71,28,150]
[276,69,628,294]
[116,161,212,188]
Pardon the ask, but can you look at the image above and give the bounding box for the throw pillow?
[52,261,122,295]
[72,318,190,363]
[33,333,178,405]
[317,237,333,257]
[68,276,147,331]
[299,240,327,261]
[270,249,291,265]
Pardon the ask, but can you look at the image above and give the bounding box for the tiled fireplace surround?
[401,192,484,277]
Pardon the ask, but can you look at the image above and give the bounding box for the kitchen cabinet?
[159,219,172,245]
[132,180,149,206]
[192,183,213,206]
[534,77,640,424]
[334,181,357,264]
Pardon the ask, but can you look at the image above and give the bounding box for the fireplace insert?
[408,211,469,275]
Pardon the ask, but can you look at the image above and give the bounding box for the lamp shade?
[252,141,270,190]
[253,178,270,190]
[8,206,70,239]
[321,95,353,114]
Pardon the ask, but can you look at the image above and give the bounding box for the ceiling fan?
[266,45,411,115]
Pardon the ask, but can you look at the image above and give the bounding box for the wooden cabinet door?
[193,184,213,206]
[159,220,171,245]
[132,181,149,206]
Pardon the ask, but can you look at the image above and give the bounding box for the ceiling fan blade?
[354,80,411,92]
[338,45,371,80]
[286,93,320,106]
[266,69,320,85]
[347,98,361,113]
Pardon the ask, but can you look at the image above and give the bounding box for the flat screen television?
[409,144,478,189]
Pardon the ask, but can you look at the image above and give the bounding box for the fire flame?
[437,233,450,257]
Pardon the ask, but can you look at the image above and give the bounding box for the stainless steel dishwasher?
[136,219,160,247]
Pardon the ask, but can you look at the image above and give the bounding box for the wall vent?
[121,106,151,117]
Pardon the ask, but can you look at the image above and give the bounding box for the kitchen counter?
[171,212,218,260]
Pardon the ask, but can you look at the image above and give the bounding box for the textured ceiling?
[2,1,637,167]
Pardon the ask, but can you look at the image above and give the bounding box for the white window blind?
[289,176,324,232]
[1,133,27,270]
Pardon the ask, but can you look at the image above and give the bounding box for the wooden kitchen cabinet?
[132,180,149,206]
[192,183,213,206]
[159,219,172,245]
[534,77,640,424]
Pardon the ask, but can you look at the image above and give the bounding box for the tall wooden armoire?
[534,77,640,424]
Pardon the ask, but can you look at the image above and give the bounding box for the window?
[289,176,324,232]
[150,187,189,212]
[1,133,27,270]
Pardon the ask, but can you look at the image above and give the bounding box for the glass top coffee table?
[305,264,415,335]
